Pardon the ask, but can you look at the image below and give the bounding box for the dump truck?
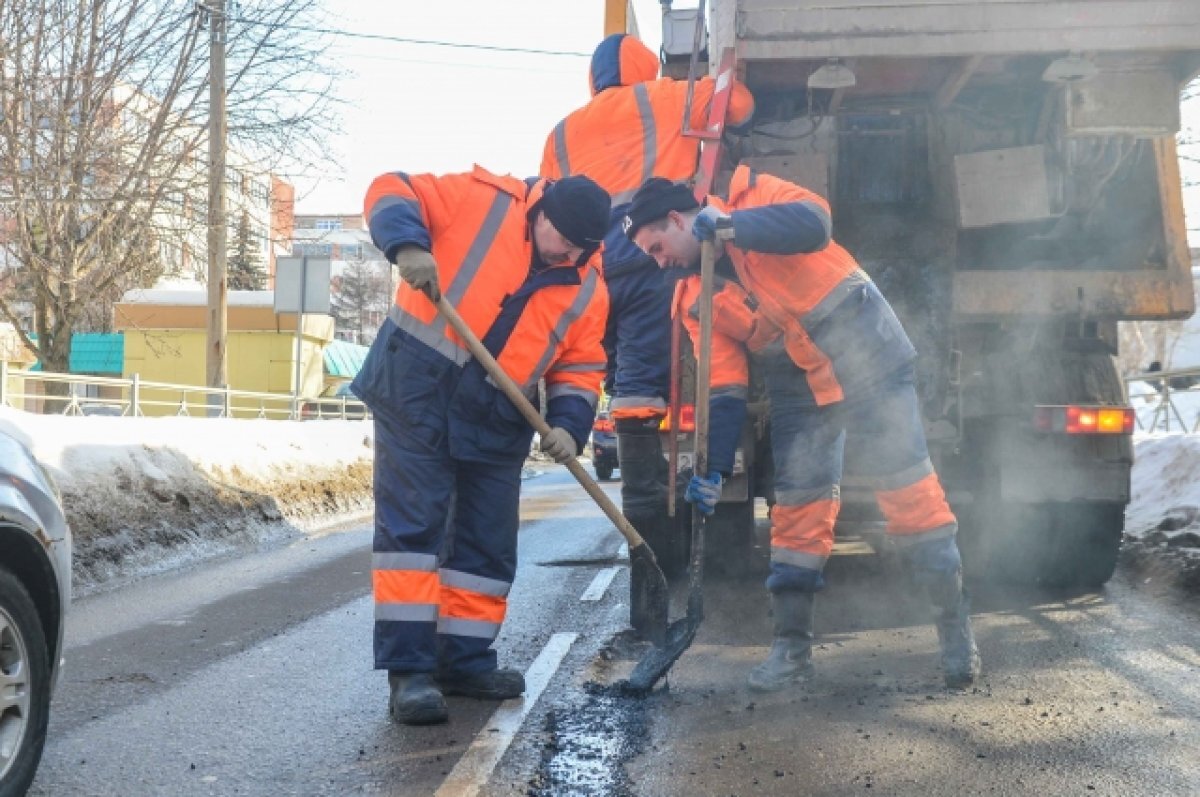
[637,0,1200,588]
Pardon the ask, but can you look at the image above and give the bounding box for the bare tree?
[0,0,338,393]
[1180,77,1199,187]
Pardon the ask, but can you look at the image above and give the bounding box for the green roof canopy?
[323,339,369,379]
[31,333,124,374]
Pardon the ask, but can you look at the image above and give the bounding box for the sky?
[292,1,667,214]
[291,1,1199,242]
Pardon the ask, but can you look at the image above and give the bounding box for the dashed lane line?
[431,632,578,797]
[580,566,621,602]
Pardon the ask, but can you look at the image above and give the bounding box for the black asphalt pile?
[527,682,651,797]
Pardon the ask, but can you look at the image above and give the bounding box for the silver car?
[0,420,70,796]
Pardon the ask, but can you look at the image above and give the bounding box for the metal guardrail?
[0,362,370,421]
[1123,366,1200,433]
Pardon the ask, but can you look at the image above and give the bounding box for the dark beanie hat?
[622,177,699,240]
[540,176,611,248]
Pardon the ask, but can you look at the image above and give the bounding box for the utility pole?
[206,0,228,395]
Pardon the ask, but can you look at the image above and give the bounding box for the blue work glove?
[691,206,732,242]
[685,471,723,515]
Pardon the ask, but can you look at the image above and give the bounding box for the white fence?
[0,362,369,421]
[1124,367,1200,433]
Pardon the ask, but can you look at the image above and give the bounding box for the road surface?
[31,465,1200,796]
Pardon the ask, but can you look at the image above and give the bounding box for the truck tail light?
[659,404,696,432]
[592,418,614,433]
[1033,405,1134,435]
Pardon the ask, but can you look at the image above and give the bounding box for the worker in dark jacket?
[540,34,754,609]
[354,167,610,725]
[623,173,981,692]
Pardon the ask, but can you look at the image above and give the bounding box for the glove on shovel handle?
[433,296,654,557]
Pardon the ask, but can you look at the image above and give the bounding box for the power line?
[228,17,590,58]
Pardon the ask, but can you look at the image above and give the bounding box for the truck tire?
[0,566,51,797]
[963,501,1124,589]
[594,464,614,482]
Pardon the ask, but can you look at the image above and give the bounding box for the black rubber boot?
[436,667,526,700]
[388,672,448,725]
[747,592,816,692]
[925,569,982,689]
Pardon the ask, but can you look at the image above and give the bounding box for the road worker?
[623,174,981,691]
[540,33,754,603]
[353,167,611,725]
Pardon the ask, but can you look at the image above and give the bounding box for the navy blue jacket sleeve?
[707,393,747,477]
[546,394,595,453]
[730,201,831,255]
[366,189,433,262]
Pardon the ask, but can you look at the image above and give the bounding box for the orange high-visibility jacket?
[711,165,866,406]
[362,166,609,452]
[541,34,755,208]
[671,275,754,475]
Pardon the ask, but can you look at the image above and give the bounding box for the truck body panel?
[684,0,1200,584]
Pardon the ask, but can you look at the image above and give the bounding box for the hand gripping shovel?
[623,234,723,693]
[432,296,671,645]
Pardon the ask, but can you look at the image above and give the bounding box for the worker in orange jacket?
[353,167,611,724]
[541,34,754,608]
[623,173,981,691]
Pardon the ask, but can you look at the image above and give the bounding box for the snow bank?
[0,407,374,594]
[1126,433,1200,546]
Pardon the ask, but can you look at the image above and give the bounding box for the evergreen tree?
[228,213,267,290]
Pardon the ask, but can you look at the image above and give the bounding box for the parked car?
[300,382,370,421]
[0,420,71,796]
[590,411,618,481]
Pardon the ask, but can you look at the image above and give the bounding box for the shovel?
[432,295,671,646]
[623,234,723,693]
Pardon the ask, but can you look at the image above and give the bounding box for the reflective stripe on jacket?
[358,166,609,459]
[540,34,754,410]
[713,165,916,407]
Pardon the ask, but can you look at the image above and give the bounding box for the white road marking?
[580,566,620,602]
[432,632,578,797]
[618,542,629,560]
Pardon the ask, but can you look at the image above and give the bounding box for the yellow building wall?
[117,307,334,418]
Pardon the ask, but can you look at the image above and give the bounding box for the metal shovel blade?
[629,541,669,647]
[622,615,699,695]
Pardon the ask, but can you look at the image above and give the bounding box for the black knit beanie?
[622,177,699,240]
[540,176,611,248]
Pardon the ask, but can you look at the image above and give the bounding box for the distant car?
[300,382,370,421]
[0,421,71,795]
[590,411,618,481]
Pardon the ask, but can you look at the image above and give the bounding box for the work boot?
[926,569,982,689]
[901,536,982,688]
[747,591,816,692]
[388,672,448,726]
[436,667,526,700]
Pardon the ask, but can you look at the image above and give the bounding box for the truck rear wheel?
[963,501,1125,589]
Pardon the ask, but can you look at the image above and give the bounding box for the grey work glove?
[393,244,440,301]
[539,427,578,464]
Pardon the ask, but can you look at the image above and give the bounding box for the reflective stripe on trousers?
[372,413,522,674]
[767,364,957,592]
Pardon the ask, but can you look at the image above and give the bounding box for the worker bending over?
[623,173,981,691]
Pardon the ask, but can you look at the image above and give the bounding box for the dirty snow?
[0,406,376,594]
[1126,433,1200,543]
